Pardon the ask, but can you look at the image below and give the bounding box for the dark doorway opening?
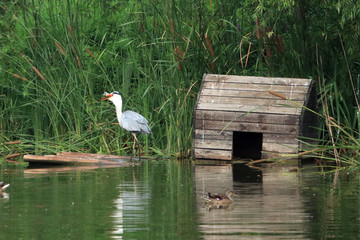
[233,131,263,160]
[232,164,263,183]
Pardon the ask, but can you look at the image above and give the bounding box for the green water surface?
[0,161,359,239]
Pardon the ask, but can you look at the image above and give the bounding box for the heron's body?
[117,110,151,134]
[102,91,151,157]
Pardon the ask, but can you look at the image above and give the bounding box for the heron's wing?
[121,111,151,134]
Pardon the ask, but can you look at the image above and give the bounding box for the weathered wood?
[195,119,299,134]
[196,110,299,125]
[194,130,299,145]
[198,95,304,107]
[23,152,135,166]
[200,88,306,101]
[194,129,233,140]
[197,102,302,115]
[262,143,298,153]
[193,74,316,160]
[202,82,309,93]
[205,74,311,85]
[262,133,298,144]
[194,148,232,160]
[56,152,135,160]
[194,138,232,150]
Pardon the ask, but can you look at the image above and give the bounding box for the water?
[0,161,360,239]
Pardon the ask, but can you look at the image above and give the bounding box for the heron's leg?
[131,133,137,158]
[132,133,141,160]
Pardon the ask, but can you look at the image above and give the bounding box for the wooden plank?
[195,110,299,125]
[57,152,135,161]
[202,82,309,93]
[195,119,299,134]
[204,74,311,86]
[194,148,232,160]
[23,154,132,165]
[263,133,299,144]
[198,95,304,107]
[194,129,232,140]
[197,102,302,115]
[262,143,298,153]
[194,138,232,150]
[194,129,299,144]
[200,88,306,101]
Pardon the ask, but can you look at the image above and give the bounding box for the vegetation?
[0,1,359,163]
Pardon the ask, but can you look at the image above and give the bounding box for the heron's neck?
[113,99,123,124]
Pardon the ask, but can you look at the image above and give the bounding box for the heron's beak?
[101,94,113,101]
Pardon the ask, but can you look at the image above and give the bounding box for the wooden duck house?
[193,74,317,160]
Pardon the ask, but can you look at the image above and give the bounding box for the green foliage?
[0,0,359,163]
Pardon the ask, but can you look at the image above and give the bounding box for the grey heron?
[102,91,151,158]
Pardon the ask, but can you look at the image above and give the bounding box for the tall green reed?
[1,0,359,163]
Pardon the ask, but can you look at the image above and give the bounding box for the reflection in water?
[111,189,152,238]
[0,192,9,200]
[111,194,123,238]
[196,164,311,239]
[1,161,360,239]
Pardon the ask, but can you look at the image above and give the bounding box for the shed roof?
[195,74,312,116]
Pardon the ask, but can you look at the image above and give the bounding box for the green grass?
[0,0,360,165]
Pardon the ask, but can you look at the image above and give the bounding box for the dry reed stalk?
[182,81,197,107]
[316,44,339,164]
[268,90,287,100]
[175,46,185,59]
[174,46,185,70]
[3,140,21,145]
[76,55,81,69]
[139,20,144,32]
[5,159,20,164]
[86,48,94,58]
[339,36,360,113]
[265,45,272,57]
[245,42,251,68]
[170,19,175,33]
[239,39,244,68]
[5,153,20,159]
[12,73,28,81]
[161,30,166,41]
[55,41,66,56]
[204,33,215,56]
[256,17,261,40]
[298,148,325,156]
[277,35,285,54]
[138,13,144,32]
[193,29,207,50]
[32,66,45,80]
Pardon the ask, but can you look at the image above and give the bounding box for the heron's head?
[101,91,122,105]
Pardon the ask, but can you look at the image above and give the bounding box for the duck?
[203,189,236,206]
[0,182,10,192]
